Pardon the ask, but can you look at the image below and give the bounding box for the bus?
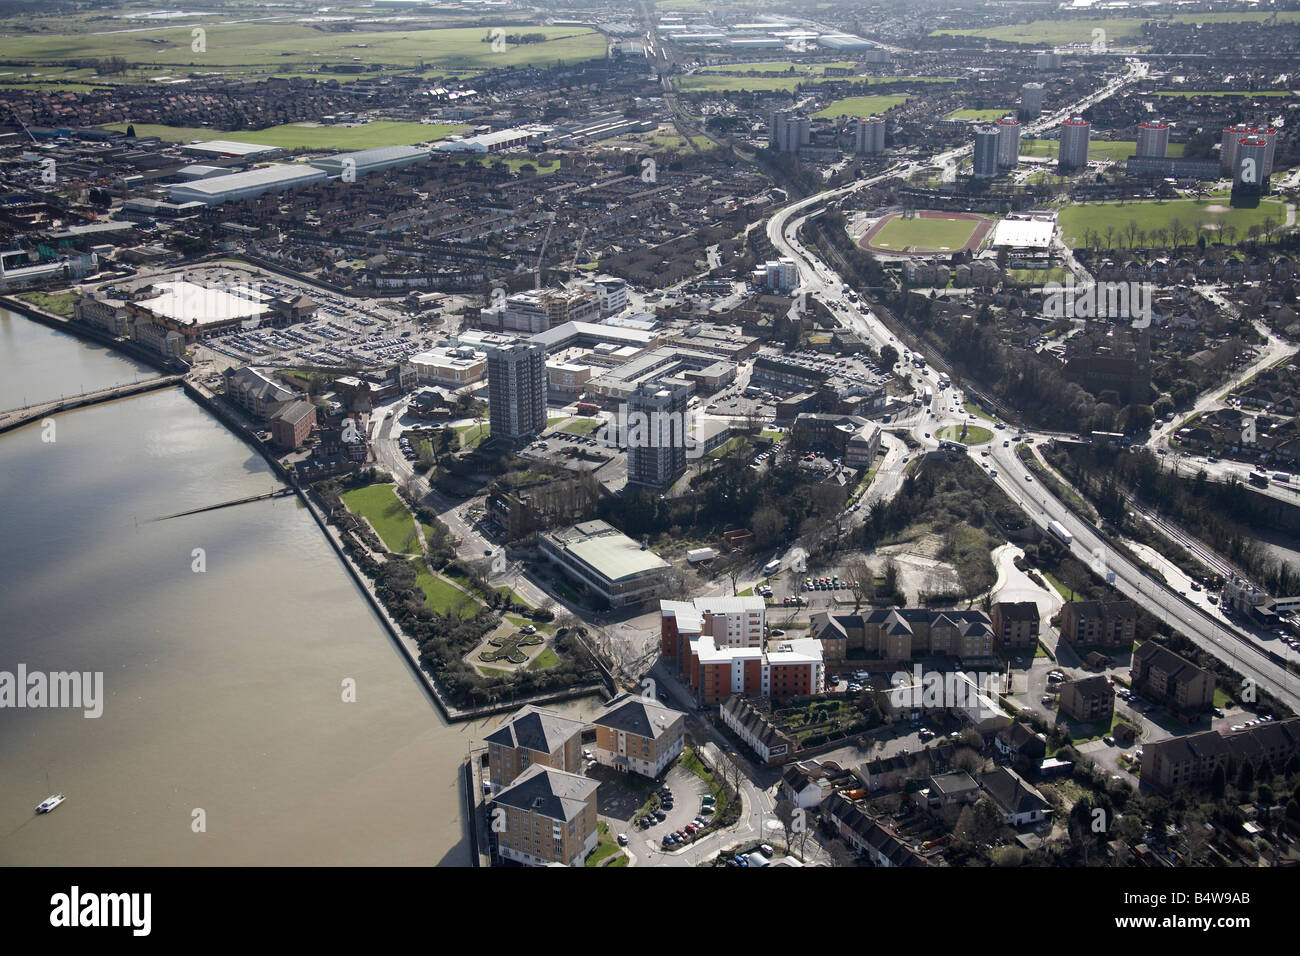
[575,402,599,416]
[763,559,781,576]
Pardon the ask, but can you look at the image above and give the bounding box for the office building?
[486,337,547,440]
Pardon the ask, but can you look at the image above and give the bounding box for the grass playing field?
[102,121,468,151]
[866,215,982,253]
[0,23,606,77]
[933,12,1300,45]
[813,95,911,119]
[1057,198,1288,247]
[1018,138,1186,162]
[946,108,1013,122]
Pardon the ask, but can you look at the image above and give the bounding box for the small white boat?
[35,793,65,814]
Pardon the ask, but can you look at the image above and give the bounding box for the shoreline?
[0,298,606,725]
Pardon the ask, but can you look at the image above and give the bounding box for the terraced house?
[484,704,586,788]
[490,766,599,868]
[591,694,685,778]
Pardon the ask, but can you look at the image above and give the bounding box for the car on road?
[617,833,628,846]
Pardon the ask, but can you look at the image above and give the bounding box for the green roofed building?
[539,520,670,609]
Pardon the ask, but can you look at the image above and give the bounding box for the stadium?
[859,210,994,257]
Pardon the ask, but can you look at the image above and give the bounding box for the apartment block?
[810,608,996,662]
[1057,675,1115,723]
[591,694,684,777]
[1142,719,1300,793]
[990,601,1040,651]
[1131,641,1215,715]
[483,704,586,788]
[1058,600,1137,649]
[490,765,599,867]
[659,595,766,661]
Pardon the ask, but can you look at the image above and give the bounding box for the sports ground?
[860,211,993,255]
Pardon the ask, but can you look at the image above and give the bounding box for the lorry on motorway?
[937,373,951,389]
[1047,520,1073,545]
[1249,473,1269,488]
[923,386,933,403]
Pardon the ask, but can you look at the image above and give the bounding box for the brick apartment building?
[483,704,586,788]
[1058,600,1138,649]
[1057,674,1115,723]
[490,765,599,867]
[990,601,1040,652]
[1131,641,1216,716]
[591,694,685,778]
[1143,718,1300,792]
[809,608,996,663]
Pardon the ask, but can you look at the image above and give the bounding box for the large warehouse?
[168,163,328,205]
[308,145,431,178]
[179,140,282,161]
[128,279,271,341]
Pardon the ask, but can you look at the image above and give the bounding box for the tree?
[879,344,899,370]
[953,796,1004,848]
[774,799,800,852]
[845,555,876,611]
[827,838,857,867]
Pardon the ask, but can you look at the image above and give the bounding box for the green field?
[934,11,1300,45]
[946,108,1013,122]
[455,155,560,175]
[415,566,481,619]
[699,60,858,75]
[867,215,983,253]
[1019,138,1185,162]
[0,24,606,76]
[1058,198,1288,247]
[103,121,468,151]
[813,95,910,119]
[340,483,421,554]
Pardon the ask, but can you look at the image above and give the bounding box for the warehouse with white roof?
[168,163,328,205]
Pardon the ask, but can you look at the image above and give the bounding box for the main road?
[762,58,1300,713]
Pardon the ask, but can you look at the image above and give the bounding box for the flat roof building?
[539,520,671,609]
[168,163,327,205]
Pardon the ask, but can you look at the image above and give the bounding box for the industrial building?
[431,126,549,154]
[168,163,328,205]
[308,145,430,178]
[179,140,282,161]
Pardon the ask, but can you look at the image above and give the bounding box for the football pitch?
[865,215,983,253]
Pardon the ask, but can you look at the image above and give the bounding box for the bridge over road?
[0,375,184,435]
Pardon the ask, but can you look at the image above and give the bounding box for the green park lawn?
[867,215,982,253]
[946,108,1013,122]
[1018,138,1185,162]
[415,566,481,619]
[103,120,467,150]
[812,95,911,119]
[340,483,421,554]
[1057,198,1288,247]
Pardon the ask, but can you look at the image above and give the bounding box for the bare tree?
[774,798,799,852]
[827,838,857,867]
[845,555,876,611]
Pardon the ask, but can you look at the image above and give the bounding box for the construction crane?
[567,224,589,280]
[534,211,557,290]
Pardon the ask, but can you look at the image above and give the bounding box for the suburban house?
[1131,641,1215,716]
[483,704,586,788]
[978,767,1052,827]
[922,771,980,816]
[490,765,599,867]
[591,694,684,778]
[780,760,837,810]
[994,722,1048,769]
[1058,675,1116,723]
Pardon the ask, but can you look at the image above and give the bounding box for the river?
[0,308,597,865]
